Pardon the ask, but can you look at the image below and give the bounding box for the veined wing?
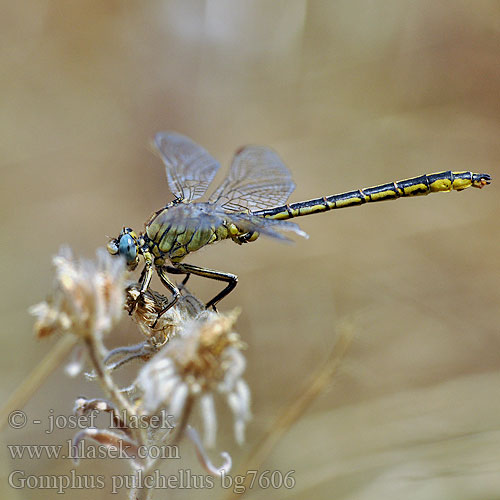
[153,132,220,202]
[208,145,296,212]
[222,210,309,242]
[150,203,225,234]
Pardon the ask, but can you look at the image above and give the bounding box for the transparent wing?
[208,146,296,212]
[150,203,225,235]
[222,210,309,242]
[153,132,221,202]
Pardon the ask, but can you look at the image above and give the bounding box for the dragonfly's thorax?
[145,202,244,263]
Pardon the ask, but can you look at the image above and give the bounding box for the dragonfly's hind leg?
[165,265,191,287]
[171,262,238,311]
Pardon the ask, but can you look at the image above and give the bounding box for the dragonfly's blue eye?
[119,233,137,264]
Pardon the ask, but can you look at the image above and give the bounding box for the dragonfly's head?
[107,228,140,270]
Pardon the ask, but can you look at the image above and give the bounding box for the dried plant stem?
[83,334,137,427]
[130,478,154,500]
[225,322,355,500]
[85,334,156,500]
[0,336,78,431]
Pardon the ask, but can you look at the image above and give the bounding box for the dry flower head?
[137,310,251,447]
[30,247,126,339]
[125,283,205,347]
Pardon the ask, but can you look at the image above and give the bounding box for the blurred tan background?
[1,1,499,499]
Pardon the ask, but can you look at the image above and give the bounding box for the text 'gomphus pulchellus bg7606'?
[107,132,491,315]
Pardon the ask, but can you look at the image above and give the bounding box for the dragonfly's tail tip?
[481,173,492,184]
[473,172,492,188]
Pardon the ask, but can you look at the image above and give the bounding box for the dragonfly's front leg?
[126,261,154,316]
[172,262,238,311]
[139,265,153,295]
[139,254,154,294]
[138,265,147,285]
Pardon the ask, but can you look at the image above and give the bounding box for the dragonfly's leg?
[138,265,147,285]
[164,265,191,287]
[173,263,238,311]
[128,261,154,315]
[140,259,154,294]
[154,267,180,323]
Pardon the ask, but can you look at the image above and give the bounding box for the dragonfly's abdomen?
[254,171,491,220]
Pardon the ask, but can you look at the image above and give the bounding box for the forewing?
[224,211,309,243]
[209,146,296,212]
[153,132,220,202]
[152,203,224,234]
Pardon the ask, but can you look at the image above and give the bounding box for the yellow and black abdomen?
[253,171,491,220]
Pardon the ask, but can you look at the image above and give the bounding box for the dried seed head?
[136,310,251,446]
[30,247,127,339]
[125,284,204,347]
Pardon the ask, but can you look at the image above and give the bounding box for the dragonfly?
[107,132,491,316]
